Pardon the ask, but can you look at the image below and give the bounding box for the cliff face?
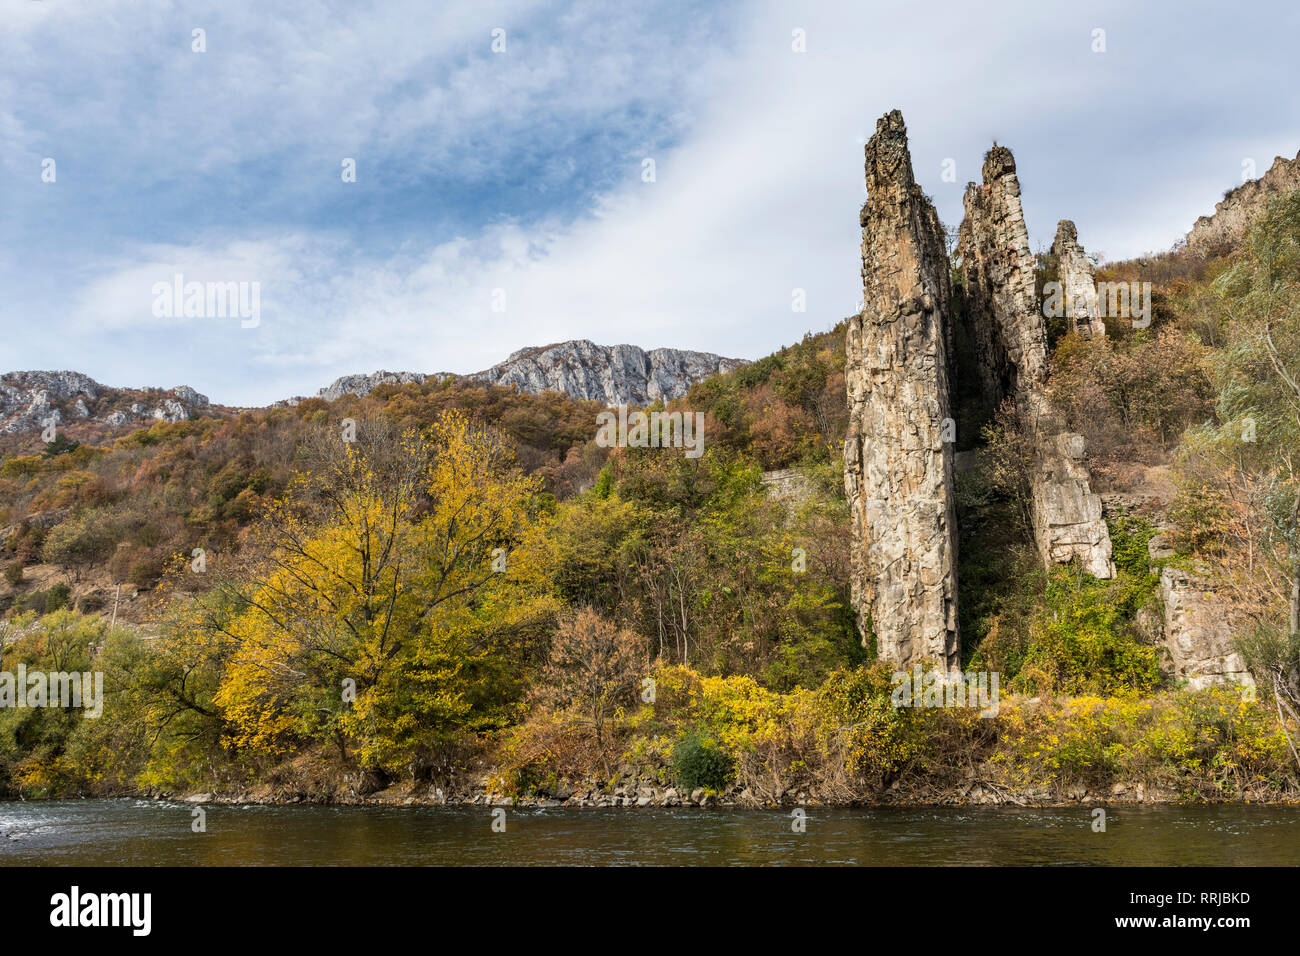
[1050,220,1105,339]
[958,148,1115,580]
[958,147,1050,395]
[472,340,746,406]
[844,110,959,670]
[0,371,210,436]
[317,370,435,403]
[1160,565,1254,691]
[1187,150,1300,256]
[312,341,747,407]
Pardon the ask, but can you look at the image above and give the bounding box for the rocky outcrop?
[317,370,432,403]
[958,147,1049,398]
[311,341,747,407]
[471,340,746,406]
[2,370,101,402]
[844,110,959,670]
[1050,220,1105,339]
[958,148,1114,579]
[1029,432,1114,575]
[1160,565,1254,690]
[0,371,209,435]
[1187,150,1300,256]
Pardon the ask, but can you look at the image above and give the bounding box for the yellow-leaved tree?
[211,412,557,779]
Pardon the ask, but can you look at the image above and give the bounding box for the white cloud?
[4,0,1299,405]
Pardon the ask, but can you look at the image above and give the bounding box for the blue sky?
[2,0,1297,406]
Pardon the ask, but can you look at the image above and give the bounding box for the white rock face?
[0,371,209,434]
[1030,432,1115,577]
[471,340,746,405]
[152,399,189,423]
[0,372,98,434]
[2,370,101,401]
[760,468,816,507]
[1160,566,1254,690]
[172,385,209,408]
[318,370,430,403]
[314,341,747,406]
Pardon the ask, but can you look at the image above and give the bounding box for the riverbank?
[13,677,1300,809]
[4,616,1297,808]
[166,779,1300,810]
[154,712,1300,811]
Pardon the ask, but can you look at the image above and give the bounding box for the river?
[2,800,1299,865]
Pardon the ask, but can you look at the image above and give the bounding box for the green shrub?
[18,584,72,615]
[817,664,923,780]
[40,433,80,458]
[3,563,22,587]
[41,510,118,579]
[1108,512,1158,578]
[672,729,734,792]
[44,584,71,614]
[1018,568,1161,695]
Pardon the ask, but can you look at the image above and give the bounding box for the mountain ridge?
[302,339,748,408]
[0,339,748,438]
[0,371,211,438]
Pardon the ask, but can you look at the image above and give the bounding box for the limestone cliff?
[310,341,746,407]
[958,148,1114,579]
[472,340,746,406]
[1187,150,1300,256]
[316,370,435,403]
[844,110,959,670]
[1160,565,1254,690]
[0,371,210,436]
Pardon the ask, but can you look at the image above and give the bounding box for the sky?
[2,0,1298,407]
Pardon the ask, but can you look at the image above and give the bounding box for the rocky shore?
[163,767,1298,810]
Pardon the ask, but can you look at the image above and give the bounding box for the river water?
[1,800,1297,866]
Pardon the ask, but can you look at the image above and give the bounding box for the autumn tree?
[531,607,648,747]
[1048,325,1214,464]
[41,509,118,581]
[1196,191,1300,711]
[1165,190,1300,753]
[209,412,558,776]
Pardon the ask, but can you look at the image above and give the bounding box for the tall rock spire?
[844,110,959,670]
[1051,220,1106,339]
[958,147,1115,579]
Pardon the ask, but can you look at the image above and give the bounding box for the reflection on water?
[1,800,1297,866]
